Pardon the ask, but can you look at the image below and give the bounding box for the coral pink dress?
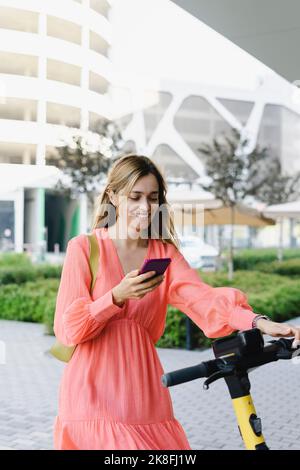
[53,227,257,450]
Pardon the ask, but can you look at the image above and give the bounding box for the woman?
[53,154,300,450]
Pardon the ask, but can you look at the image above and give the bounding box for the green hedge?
[0,278,59,323]
[0,252,32,267]
[201,270,300,319]
[233,248,300,271]
[156,306,212,350]
[156,270,300,350]
[1,269,299,350]
[0,264,62,285]
[255,258,300,277]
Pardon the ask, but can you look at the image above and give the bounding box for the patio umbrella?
[171,200,275,280]
[204,203,275,227]
[172,201,275,227]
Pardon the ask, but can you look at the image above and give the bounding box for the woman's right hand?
[112,270,165,306]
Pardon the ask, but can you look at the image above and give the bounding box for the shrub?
[0,252,32,267]
[1,268,299,351]
[0,279,59,323]
[200,270,300,320]
[255,258,300,277]
[156,306,187,348]
[158,270,300,350]
[0,264,62,285]
[233,248,300,271]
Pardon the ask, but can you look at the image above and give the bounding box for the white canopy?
[167,189,221,209]
[263,201,300,219]
[0,164,62,194]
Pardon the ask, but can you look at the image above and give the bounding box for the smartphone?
[138,257,171,282]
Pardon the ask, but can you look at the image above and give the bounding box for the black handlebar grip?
[161,363,208,387]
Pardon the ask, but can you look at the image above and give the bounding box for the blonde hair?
[91,154,180,250]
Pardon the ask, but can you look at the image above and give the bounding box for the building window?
[89,31,109,56]
[47,15,81,45]
[47,102,81,128]
[90,0,110,18]
[143,91,172,144]
[89,72,109,94]
[47,59,81,87]
[0,6,38,33]
[174,95,232,157]
[0,98,37,121]
[0,51,38,77]
[217,98,254,126]
[152,144,199,182]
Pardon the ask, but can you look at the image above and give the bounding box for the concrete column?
[14,188,24,253]
[32,10,47,258]
[81,0,90,131]
[24,188,45,256]
[36,9,47,166]
[37,187,45,245]
[79,193,88,234]
[22,148,31,165]
[289,218,297,248]
[278,217,284,261]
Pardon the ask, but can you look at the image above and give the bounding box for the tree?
[254,158,300,205]
[47,118,134,205]
[198,128,300,279]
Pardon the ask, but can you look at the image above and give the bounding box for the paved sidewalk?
[0,317,299,450]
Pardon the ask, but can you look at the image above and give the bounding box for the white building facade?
[0,0,112,253]
[116,74,300,248]
[1,0,300,253]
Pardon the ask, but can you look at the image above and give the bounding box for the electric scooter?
[161,328,300,450]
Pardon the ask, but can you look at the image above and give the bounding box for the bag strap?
[86,232,100,293]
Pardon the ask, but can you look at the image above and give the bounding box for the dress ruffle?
[53,415,192,450]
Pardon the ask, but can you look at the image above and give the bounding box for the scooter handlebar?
[161,359,224,387]
[161,336,300,388]
[161,362,209,387]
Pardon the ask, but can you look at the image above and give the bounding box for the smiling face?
[108,173,160,239]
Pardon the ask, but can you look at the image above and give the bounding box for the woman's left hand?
[256,318,300,348]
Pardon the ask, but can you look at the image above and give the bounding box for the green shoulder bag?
[49,232,100,362]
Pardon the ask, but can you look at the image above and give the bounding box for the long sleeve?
[166,245,258,338]
[53,235,125,346]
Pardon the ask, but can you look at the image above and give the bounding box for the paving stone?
[1,317,300,450]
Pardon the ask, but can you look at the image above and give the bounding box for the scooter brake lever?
[203,365,235,390]
[267,338,295,359]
